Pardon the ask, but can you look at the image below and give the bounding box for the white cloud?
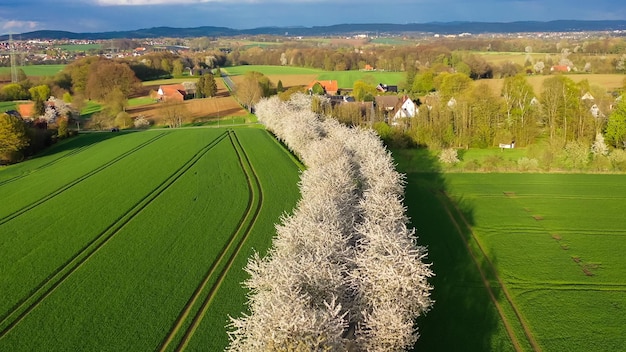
[2,20,38,31]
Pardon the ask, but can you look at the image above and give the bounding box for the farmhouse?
[157,83,195,102]
[305,80,339,95]
[551,65,571,73]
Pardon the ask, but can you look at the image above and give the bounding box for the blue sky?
[1,0,625,35]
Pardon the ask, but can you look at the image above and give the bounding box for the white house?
[390,96,418,126]
[394,96,417,119]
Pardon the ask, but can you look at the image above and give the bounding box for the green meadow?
[0,65,65,77]
[0,128,301,351]
[0,101,16,113]
[222,65,404,88]
[54,44,103,52]
[398,149,626,352]
[222,65,325,76]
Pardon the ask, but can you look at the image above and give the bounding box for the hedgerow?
[227,94,433,351]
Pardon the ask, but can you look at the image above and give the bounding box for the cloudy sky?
[1,0,625,34]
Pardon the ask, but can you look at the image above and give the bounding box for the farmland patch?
[0,128,301,350]
[403,167,626,352]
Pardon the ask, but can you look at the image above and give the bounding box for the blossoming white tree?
[227,94,433,351]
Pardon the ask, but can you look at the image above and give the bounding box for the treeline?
[227,94,432,351]
[224,37,626,75]
[231,67,626,161]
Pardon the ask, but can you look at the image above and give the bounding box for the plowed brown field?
[131,79,248,125]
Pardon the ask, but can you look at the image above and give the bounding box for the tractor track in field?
[437,190,542,352]
[0,132,230,339]
[158,130,264,352]
[0,143,97,188]
[0,132,168,226]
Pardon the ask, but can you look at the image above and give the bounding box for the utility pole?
[9,33,18,83]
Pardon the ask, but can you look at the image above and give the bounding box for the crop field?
[396,150,626,352]
[0,128,301,351]
[0,65,65,77]
[54,44,102,52]
[130,78,249,125]
[317,70,405,88]
[223,65,404,89]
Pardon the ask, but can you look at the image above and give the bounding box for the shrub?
[482,154,505,171]
[591,133,609,156]
[608,148,626,171]
[558,141,590,170]
[133,115,151,128]
[463,159,481,171]
[589,155,612,172]
[517,157,539,171]
[439,148,459,164]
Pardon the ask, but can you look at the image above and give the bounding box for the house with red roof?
[550,65,571,73]
[157,84,193,102]
[305,80,339,95]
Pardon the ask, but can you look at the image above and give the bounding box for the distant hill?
[2,20,626,40]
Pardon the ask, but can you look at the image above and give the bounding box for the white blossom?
[591,133,609,156]
[227,95,433,351]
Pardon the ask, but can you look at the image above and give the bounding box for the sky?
[1,0,625,35]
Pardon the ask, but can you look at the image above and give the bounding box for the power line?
[9,33,18,83]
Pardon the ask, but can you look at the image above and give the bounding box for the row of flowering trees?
[227,94,433,351]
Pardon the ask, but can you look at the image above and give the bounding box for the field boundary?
[158,129,264,352]
[438,190,542,352]
[263,130,305,171]
[0,132,167,226]
[0,131,230,338]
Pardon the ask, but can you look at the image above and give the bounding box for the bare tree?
[160,100,188,128]
[235,73,263,112]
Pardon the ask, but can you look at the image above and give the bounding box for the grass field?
[54,44,102,52]
[0,101,16,113]
[0,65,65,77]
[0,127,301,351]
[224,65,405,89]
[396,149,626,352]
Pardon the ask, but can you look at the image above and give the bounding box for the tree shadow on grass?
[391,148,515,352]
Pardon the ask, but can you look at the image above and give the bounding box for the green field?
[0,128,301,351]
[0,65,65,77]
[317,70,405,88]
[397,150,626,352]
[55,44,102,52]
[0,101,16,113]
[223,65,405,88]
[222,65,325,76]
[369,37,413,45]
